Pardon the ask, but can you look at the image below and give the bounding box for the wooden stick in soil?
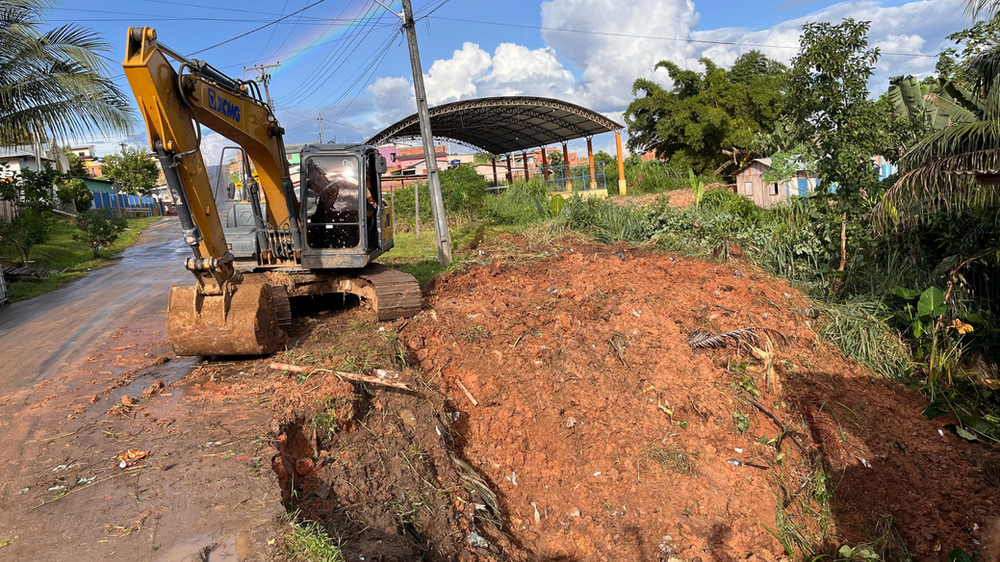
[455,378,479,407]
[268,362,415,391]
[748,397,810,458]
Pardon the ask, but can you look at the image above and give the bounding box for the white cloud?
[424,42,492,104]
[368,76,415,125]
[480,43,574,98]
[541,0,701,110]
[366,42,578,130]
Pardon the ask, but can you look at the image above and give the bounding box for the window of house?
[770,183,779,196]
[743,181,753,195]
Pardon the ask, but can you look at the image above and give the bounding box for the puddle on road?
[152,528,251,562]
[99,356,201,414]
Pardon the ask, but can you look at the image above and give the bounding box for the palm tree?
[0,0,133,147]
[873,11,1000,229]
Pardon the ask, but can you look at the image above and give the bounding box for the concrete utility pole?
[317,113,324,143]
[398,0,451,265]
[244,62,280,110]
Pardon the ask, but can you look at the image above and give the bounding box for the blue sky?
[57,0,973,158]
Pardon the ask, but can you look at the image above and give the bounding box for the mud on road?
[1,227,998,561]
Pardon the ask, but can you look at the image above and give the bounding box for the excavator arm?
[122,27,291,355]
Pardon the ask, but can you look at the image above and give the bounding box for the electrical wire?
[425,16,939,59]
[189,0,329,57]
[250,0,291,63]
[278,1,387,105]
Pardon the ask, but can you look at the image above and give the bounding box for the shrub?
[57,177,94,213]
[440,165,488,224]
[390,182,432,224]
[74,209,128,257]
[482,179,550,225]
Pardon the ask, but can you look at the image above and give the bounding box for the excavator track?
[271,284,293,330]
[262,264,421,322]
[357,264,422,321]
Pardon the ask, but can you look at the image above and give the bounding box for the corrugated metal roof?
[366,96,623,155]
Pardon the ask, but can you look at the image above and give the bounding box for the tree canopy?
[783,18,899,198]
[101,146,160,195]
[624,51,789,175]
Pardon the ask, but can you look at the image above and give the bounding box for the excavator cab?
[299,144,392,269]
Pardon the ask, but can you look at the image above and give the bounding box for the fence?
[536,162,608,194]
[91,192,161,218]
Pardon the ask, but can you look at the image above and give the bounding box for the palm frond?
[686,327,788,350]
[0,0,134,146]
[873,148,1000,230]
[966,0,1000,17]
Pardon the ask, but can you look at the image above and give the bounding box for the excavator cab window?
[304,156,362,249]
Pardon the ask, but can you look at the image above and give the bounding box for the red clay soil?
[403,237,1000,561]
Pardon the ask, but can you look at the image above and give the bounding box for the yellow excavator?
[122,27,420,356]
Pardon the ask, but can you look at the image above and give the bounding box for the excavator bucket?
[166,283,287,356]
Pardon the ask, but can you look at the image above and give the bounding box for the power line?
[252,0,292,62]
[263,0,340,63]
[426,15,939,59]
[279,1,388,105]
[189,0,328,57]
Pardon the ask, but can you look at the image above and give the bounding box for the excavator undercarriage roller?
[166,283,288,356]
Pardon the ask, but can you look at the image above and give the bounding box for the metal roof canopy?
[366,96,623,156]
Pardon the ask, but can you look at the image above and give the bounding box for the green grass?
[378,222,490,286]
[2,216,160,302]
[277,517,343,562]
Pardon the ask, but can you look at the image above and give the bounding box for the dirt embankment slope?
[403,236,999,560]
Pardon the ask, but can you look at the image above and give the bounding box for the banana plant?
[887,75,979,132]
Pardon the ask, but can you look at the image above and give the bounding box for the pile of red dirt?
[403,237,1000,560]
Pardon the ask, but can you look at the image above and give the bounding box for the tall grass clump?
[621,159,687,195]
[814,300,911,380]
[482,179,550,225]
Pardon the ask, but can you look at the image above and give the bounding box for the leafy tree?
[73,209,127,257]
[473,151,491,164]
[102,145,159,195]
[0,0,133,146]
[0,165,60,264]
[593,150,616,172]
[762,145,812,186]
[440,164,488,225]
[785,18,895,199]
[63,146,89,177]
[624,50,788,175]
[57,177,93,212]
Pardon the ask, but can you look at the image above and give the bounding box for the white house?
[0,145,65,178]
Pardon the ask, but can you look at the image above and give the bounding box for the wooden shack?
[734,158,819,208]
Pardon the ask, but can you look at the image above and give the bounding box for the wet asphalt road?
[0,218,189,393]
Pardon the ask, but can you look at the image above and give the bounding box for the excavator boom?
[123,27,290,355]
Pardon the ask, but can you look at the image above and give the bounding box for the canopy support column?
[505,154,513,185]
[615,131,626,196]
[540,147,549,181]
[562,142,572,192]
[522,151,529,181]
[587,137,596,190]
[491,157,498,186]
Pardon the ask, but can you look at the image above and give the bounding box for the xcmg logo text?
[207,87,240,123]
